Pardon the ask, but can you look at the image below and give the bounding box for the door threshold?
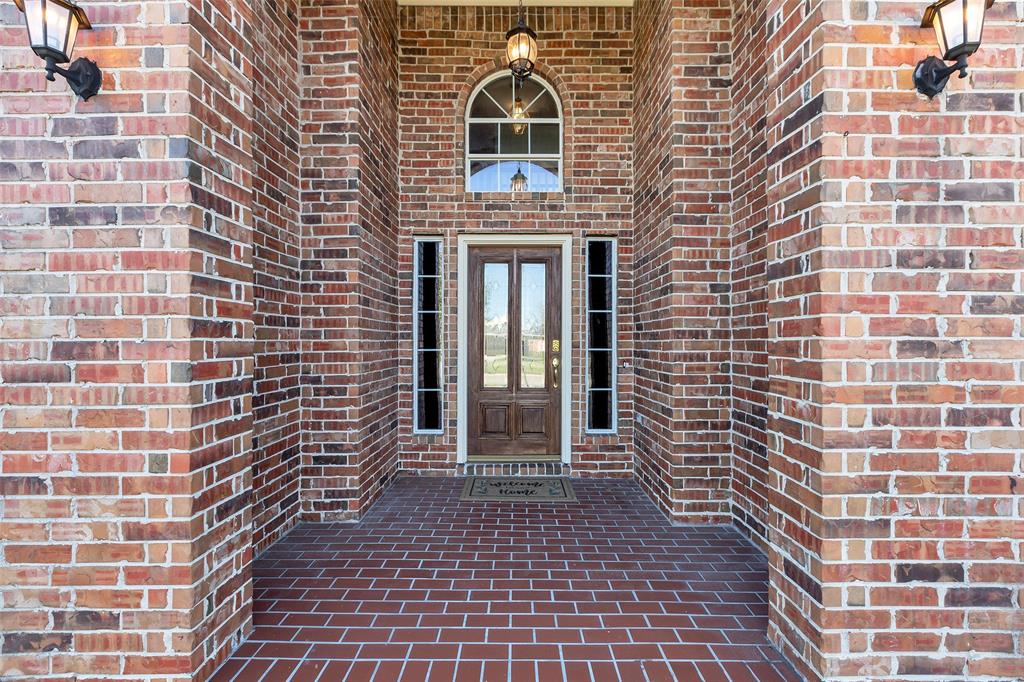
[467,455,562,463]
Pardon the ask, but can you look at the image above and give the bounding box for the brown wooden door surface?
[468,246,561,457]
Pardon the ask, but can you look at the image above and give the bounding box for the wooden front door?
[467,246,561,457]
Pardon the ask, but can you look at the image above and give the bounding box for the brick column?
[765,0,1023,680]
[0,0,254,678]
[633,0,733,522]
[299,0,400,521]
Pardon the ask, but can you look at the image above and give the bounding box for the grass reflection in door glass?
[521,262,546,388]
[483,262,509,388]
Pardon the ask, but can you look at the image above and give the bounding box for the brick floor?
[212,476,802,682]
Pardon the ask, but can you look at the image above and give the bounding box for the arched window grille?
[465,72,562,193]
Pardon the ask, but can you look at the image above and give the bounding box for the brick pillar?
[765,0,1024,680]
[0,0,254,678]
[299,0,400,521]
[633,0,733,522]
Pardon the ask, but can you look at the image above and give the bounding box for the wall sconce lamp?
[14,0,101,100]
[914,0,993,98]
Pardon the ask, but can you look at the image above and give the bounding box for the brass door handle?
[551,357,559,389]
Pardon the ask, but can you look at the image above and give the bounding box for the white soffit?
[399,1,631,6]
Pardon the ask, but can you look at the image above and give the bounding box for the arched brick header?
[454,59,574,195]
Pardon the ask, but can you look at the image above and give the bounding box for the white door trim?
[457,234,572,464]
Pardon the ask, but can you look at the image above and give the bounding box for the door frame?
[457,234,572,464]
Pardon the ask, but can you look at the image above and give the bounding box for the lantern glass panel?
[23,0,44,48]
[64,11,80,57]
[44,0,72,58]
[931,10,949,58]
[526,34,537,63]
[505,33,527,64]
[938,0,965,57]
[966,0,986,43]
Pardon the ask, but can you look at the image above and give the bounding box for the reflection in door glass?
[520,263,546,389]
[483,263,509,388]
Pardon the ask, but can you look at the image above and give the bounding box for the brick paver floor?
[212,476,802,682]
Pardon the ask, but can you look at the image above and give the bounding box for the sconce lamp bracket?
[45,56,102,100]
[913,54,968,99]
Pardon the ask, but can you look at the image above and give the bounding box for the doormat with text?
[460,476,577,502]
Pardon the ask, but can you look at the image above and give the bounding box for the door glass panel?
[520,262,546,389]
[483,263,509,388]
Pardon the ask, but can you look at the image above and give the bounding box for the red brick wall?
[633,0,733,522]
[729,0,770,547]
[300,0,401,520]
[396,6,634,475]
[299,0,361,520]
[353,0,401,509]
[251,0,302,554]
[0,0,255,678]
[765,0,1024,679]
[184,0,255,673]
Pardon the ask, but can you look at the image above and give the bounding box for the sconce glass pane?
[44,0,71,57]
[65,12,80,57]
[23,0,44,48]
[966,0,986,43]
[939,0,965,56]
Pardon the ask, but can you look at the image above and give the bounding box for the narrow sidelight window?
[586,239,616,432]
[414,239,443,432]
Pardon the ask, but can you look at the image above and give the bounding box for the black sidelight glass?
[588,313,611,349]
[586,239,616,432]
[589,390,613,432]
[587,240,613,275]
[414,240,443,432]
[588,274,612,311]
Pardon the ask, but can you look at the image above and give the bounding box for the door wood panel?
[467,246,561,457]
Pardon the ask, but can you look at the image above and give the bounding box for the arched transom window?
[466,72,562,193]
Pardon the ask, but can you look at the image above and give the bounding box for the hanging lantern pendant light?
[511,97,528,135]
[506,0,538,82]
[510,164,528,192]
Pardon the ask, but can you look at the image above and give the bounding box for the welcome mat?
[460,476,577,502]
